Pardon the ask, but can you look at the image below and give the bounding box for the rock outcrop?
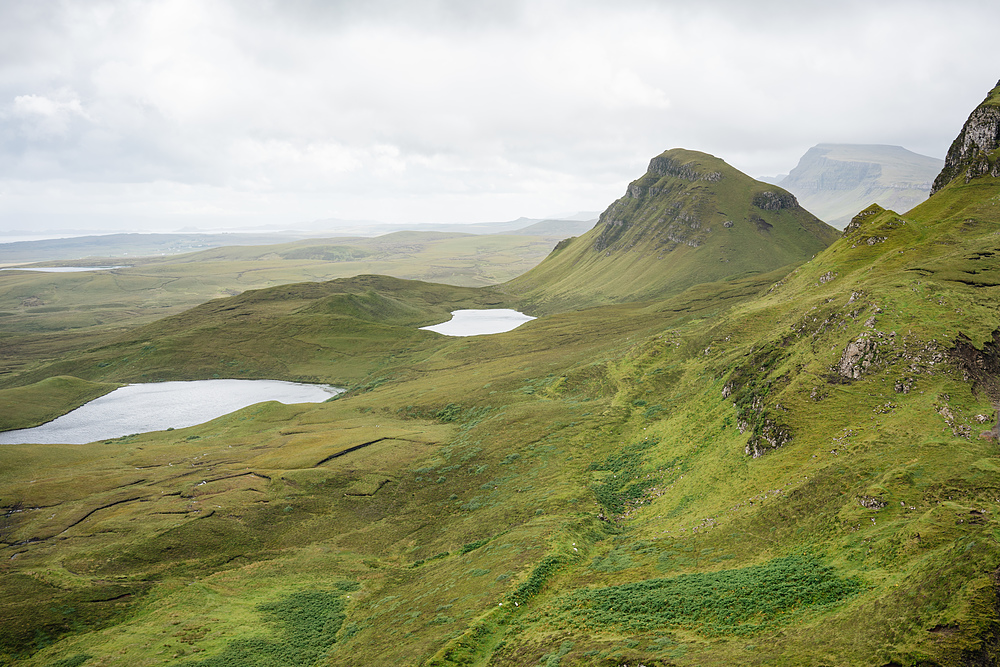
[931,80,1000,194]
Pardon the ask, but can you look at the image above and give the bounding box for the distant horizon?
[0,138,948,242]
[0,210,602,242]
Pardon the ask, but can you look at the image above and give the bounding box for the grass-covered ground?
[0,231,565,384]
[4,109,1000,663]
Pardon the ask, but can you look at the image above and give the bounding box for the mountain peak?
[931,79,1000,194]
[506,148,838,312]
[591,148,808,254]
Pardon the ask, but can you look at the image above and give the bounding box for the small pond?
[419,309,536,336]
[0,379,343,445]
[0,266,130,273]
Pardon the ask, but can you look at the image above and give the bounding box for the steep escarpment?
[932,79,1000,194]
[778,144,943,228]
[505,148,838,313]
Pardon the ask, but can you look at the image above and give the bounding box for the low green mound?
[0,376,119,431]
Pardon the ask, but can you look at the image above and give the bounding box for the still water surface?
[0,266,129,272]
[419,309,535,336]
[0,379,343,445]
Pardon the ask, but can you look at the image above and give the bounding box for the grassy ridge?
[0,231,563,383]
[1,275,507,389]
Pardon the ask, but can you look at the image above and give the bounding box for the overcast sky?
[1,0,998,234]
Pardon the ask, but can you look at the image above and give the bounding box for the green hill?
[4,83,1000,666]
[0,274,506,396]
[0,231,563,385]
[504,148,839,313]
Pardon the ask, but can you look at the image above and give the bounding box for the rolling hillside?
[2,82,1000,666]
[0,231,565,385]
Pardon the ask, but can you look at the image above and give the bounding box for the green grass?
[179,585,358,666]
[0,375,119,430]
[555,555,861,635]
[588,438,662,517]
[504,148,839,313]
[7,94,1000,665]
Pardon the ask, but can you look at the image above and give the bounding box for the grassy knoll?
[1,275,511,390]
[0,376,120,431]
[0,231,563,381]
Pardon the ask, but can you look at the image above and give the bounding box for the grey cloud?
[1,0,999,231]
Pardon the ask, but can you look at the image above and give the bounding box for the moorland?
[2,82,1000,666]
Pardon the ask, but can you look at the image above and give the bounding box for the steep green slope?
[504,148,839,313]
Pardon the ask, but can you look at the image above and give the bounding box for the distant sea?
[0,234,82,244]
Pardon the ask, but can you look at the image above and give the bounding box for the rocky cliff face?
[931,80,1000,194]
[784,151,884,191]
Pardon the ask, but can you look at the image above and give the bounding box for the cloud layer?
[1,0,998,231]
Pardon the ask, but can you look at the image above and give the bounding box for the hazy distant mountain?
[293,215,598,238]
[777,144,942,228]
[543,210,602,221]
[506,218,596,237]
[0,232,315,264]
[0,216,593,264]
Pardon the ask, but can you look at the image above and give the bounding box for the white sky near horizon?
[1,0,998,235]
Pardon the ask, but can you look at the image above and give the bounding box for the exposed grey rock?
[843,204,886,236]
[752,190,798,211]
[932,80,1000,194]
[859,496,887,510]
[647,156,722,182]
[745,419,791,458]
[838,334,879,379]
[626,182,646,199]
